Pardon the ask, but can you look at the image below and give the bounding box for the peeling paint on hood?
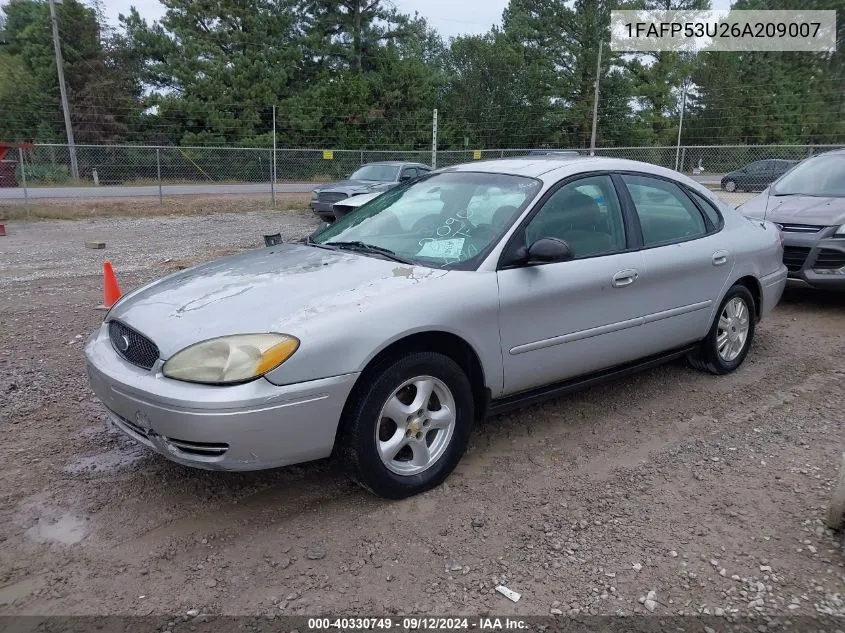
[107,243,448,358]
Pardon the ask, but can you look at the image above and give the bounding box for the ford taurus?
[85,157,787,498]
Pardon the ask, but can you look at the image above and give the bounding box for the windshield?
[350,164,401,182]
[312,172,542,269]
[772,153,845,197]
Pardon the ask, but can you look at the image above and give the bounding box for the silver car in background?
[85,157,787,498]
[737,149,845,290]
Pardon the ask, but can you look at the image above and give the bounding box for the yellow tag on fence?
[323,150,334,160]
[473,150,482,160]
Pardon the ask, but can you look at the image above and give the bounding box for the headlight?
[162,334,299,385]
[311,190,319,199]
[835,224,845,236]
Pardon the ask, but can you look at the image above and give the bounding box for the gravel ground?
[1,210,844,620]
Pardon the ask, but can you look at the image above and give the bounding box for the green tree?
[0,0,139,143]
[687,0,844,144]
[502,0,643,147]
[119,0,302,144]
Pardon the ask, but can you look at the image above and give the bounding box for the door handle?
[612,269,639,288]
[712,250,729,266]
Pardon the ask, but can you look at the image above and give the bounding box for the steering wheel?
[411,214,448,234]
[466,224,497,247]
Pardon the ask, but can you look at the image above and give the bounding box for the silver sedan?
[85,157,787,498]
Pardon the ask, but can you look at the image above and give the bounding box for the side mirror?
[514,237,574,266]
[399,174,412,182]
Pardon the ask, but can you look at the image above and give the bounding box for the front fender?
[262,270,505,396]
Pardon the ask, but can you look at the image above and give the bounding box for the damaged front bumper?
[84,324,358,471]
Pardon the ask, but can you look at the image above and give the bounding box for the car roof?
[437,156,719,195]
[362,161,430,167]
[441,156,677,179]
[440,156,592,177]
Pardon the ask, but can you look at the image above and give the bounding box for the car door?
[497,174,649,396]
[617,173,733,349]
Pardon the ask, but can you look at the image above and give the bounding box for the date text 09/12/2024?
[307,617,529,631]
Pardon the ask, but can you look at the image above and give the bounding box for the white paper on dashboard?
[417,238,465,259]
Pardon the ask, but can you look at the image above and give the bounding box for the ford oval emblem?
[117,334,130,352]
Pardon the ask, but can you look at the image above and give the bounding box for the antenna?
[763,185,772,224]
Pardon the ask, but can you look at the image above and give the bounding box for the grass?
[0,193,312,221]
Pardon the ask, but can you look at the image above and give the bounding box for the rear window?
[688,189,724,229]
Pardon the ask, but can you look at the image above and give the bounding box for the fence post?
[431,108,438,169]
[156,148,163,205]
[271,106,277,207]
[18,147,28,214]
[360,150,364,166]
[680,147,687,174]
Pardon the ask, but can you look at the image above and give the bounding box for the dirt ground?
[1,210,844,620]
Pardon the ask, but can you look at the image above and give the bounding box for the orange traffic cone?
[97,261,122,311]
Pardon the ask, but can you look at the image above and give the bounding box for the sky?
[102,0,734,40]
[102,0,509,39]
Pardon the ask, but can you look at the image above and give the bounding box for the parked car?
[310,161,431,222]
[721,159,798,193]
[86,157,786,499]
[736,149,845,290]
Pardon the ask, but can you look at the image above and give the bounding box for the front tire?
[341,352,474,499]
[689,284,756,375]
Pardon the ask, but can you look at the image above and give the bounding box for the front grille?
[782,246,811,273]
[108,320,160,370]
[814,249,845,270]
[777,223,825,233]
[317,191,348,204]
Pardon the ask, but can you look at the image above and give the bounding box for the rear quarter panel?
[657,174,785,325]
[707,208,785,323]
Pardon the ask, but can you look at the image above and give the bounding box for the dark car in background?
[736,149,845,290]
[310,161,431,222]
[721,159,798,193]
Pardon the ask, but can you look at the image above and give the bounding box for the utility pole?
[674,80,688,172]
[48,0,79,180]
[589,40,603,156]
[431,108,438,169]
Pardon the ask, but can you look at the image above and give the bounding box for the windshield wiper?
[327,241,415,264]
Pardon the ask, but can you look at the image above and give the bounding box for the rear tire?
[723,179,737,193]
[340,352,474,499]
[689,284,756,375]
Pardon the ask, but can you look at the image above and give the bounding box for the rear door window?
[621,175,707,247]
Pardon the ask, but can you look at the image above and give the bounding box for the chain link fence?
[1,143,842,209]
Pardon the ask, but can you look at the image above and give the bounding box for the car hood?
[107,244,448,358]
[317,180,395,194]
[738,192,845,225]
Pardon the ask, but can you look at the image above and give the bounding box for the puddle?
[64,446,149,474]
[26,514,88,545]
